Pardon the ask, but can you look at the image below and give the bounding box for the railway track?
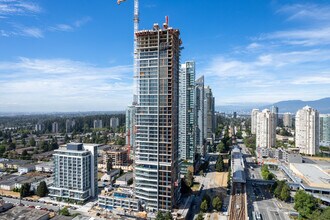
[229,183,246,220]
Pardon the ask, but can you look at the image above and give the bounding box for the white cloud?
[0,58,133,112]
[20,26,43,38]
[263,27,330,46]
[0,0,41,15]
[278,4,330,22]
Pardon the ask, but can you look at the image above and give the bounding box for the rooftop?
[290,163,330,189]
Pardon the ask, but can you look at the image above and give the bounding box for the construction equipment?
[116,0,139,103]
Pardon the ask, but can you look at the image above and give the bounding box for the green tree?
[29,137,36,147]
[22,138,26,147]
[163,211,173,220]
[273,181,284,198]
[106,155,113,173]
[0,145,6,157]
[20,183,31,198]
[215,155,225,172]
[196,212,204,220]
[217,142,225,153]
[280,183,290,202]
[36,181,49,197]
[315,207,330,220]
[185,170,194,187]
[60,207,70,216]
[261,165,274,180]
[294,190,318,219]
[212,196,222,211]
[155,211,165,220]
[200,200,208,212]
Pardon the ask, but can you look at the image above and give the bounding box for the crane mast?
[117,0,139,104]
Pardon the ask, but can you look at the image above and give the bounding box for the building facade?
[283,112,292,128]
[49,143,98,203]
[110,117,119,129]
[295,106,319,155]
[52,122,59,133]
[271,105,279,127]
[251,109,259,135]
[320,114,330,147]
[93,120,103,129]
[179,61,196,174]
[134,23,181,211]
[65,119,75,133]
[195,76,205,156]
[126,105,136,159]
[204,86,215,141]
[256,109,276,148]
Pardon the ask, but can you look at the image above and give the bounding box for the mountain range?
[263,97,330,114]
[217,97,330,114]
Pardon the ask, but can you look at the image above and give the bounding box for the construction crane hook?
[117,0,126,5]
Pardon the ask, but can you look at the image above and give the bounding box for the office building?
[126,105,136,159]
[320,114,330,146]
[271,105,279,127]
[295,106,319,155]
[134,22,181,211]
[195,76,205,156]
[93,119,103,129]
[49,143,98,203]
[256,109,276,148]
[283,112,292,128]
[179,61,196,174]
[251,109,259,135]
[110,117,119,130]
[52,122,59,133]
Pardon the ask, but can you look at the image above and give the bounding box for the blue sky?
[1,0,330,112]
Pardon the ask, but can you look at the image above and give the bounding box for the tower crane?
[117,0,139,104]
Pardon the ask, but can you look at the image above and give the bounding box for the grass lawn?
[191,182,201,191]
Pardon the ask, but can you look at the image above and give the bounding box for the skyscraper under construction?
[134,20,181,211]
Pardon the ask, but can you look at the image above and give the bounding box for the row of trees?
[294,190,330,219]
[261,165,275,180]
[15,181,49,198]
[215,155,225,172]
[272,180,290,202]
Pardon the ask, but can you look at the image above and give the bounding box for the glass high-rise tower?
[179,61,196,174]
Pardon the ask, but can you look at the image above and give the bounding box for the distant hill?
[262,97,330,114]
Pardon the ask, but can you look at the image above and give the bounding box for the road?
[2,197,61,212]
[239,143,292,220]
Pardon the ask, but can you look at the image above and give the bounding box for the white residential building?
[52,122,59,133]
[256,109,276,148]
[49,143,98,203]
[295,106,319,155]
[93,119,103,129]
[251,109,259,134]
[320,114,330,147]
[283,112,292,128]
[110,117,119,129]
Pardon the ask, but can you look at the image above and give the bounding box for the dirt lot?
[0,190,20,198]
[214,172,228,188]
